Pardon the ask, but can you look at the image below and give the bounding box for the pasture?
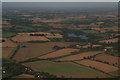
[23,61,110,78]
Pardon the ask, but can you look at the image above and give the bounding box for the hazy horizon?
[2,2,118,11]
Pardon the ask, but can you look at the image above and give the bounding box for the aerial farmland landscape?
[1,2,119,79]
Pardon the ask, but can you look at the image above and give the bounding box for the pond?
[68,33,88,40]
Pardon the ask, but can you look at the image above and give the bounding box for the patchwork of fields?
[2,5,119,79]
[2,36,119,78]
[13,42,79,61]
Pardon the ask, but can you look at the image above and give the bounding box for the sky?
[1,0,120,2]
[2,2,118,11]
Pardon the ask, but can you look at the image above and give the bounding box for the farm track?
[9,45,20,59]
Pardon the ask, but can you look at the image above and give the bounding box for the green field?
[24,61,108,78]
[109,70,118,77]
[2,31,16,38]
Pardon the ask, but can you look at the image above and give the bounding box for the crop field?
[99,38,118,43]
[13,42,79,61]
[2,47,15,58]
[93,53,119,66]
[75,60,118,73]
[12,35,50,42]
[82,45,102,48]
[1,38,17,47]
[56,51,103,61]
[23,61,110,78]
[14,74,34,78]
[37,48,80,59]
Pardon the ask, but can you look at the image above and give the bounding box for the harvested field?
[18,32,52,35]
[2,48,15,58]
[82,45,102,48]
[99,38,118,43]
[24,61,110,78]
[75,60,118,73]
[48,24,76,28]
[1,38,17,47]
[93,53,119,66]
[12,35,50,42]
[14,74,34,78]
[38,48,80,59]
[56,51,103,61]
[13,42,78,61]
[46,33,63,38]
[42,18,66,23]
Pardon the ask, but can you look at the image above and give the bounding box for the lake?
[68,33,88,40]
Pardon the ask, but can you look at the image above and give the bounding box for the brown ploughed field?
[75,60,118,73]
[93,53,119,66]
[56,51,103,61]
[37,48,80,59]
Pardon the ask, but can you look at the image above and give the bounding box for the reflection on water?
[68,33,88,40]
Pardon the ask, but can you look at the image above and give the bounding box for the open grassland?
[109,70,119,77]
[93,53,119,66]
[2,48,15,59]
[2,31,16,38]
[23,61,110,78]
[37,48,80,59]
[75,60,118,73]
[82,30,99,34]
[13,42,78,61]
[56,51,103,61]
[1,38,17,47]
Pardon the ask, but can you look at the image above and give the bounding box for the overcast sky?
[2,0,119,2]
